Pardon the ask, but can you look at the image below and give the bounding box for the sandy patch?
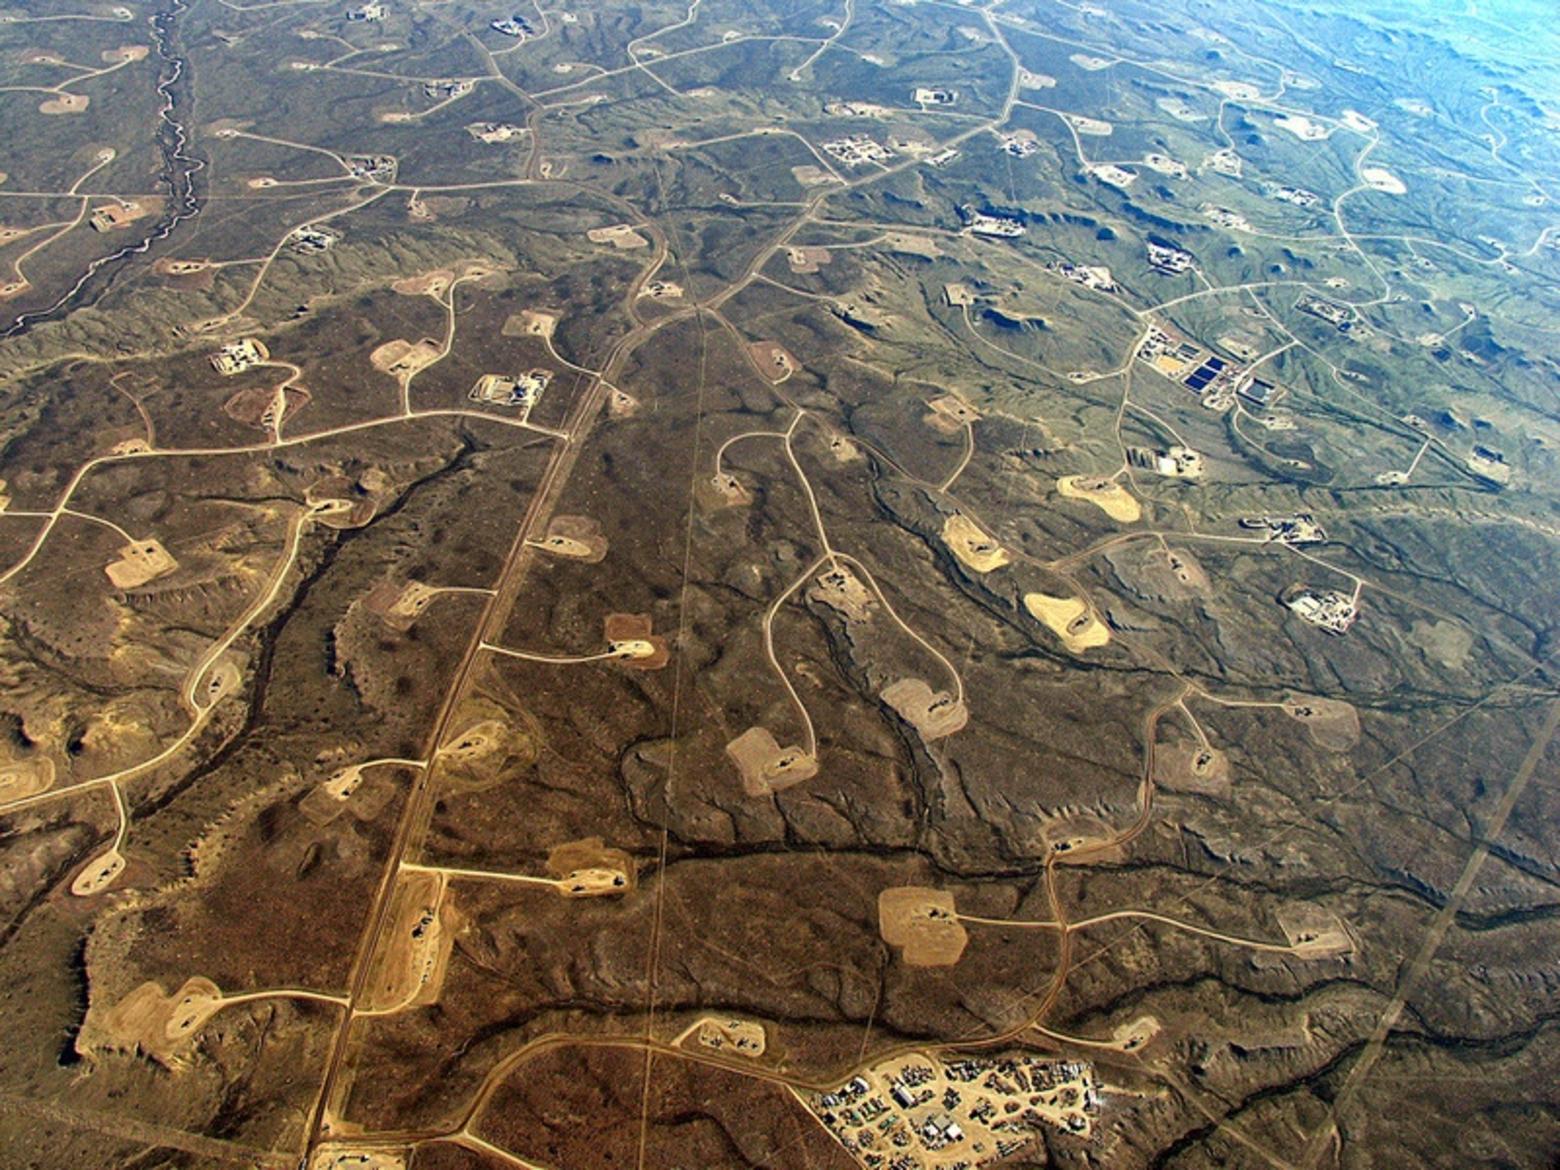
[391,268,455,297]
[360,870,460,1012]
[311,1148,406,1170]
[1069,53,1113,71]
[0,279,30,299]
[1276,904,1354,958]
[586,223,649,249]
[39,93,89,114]
[786,246,831,274]
[746,340,796,383]
[105,539,177,589]
[1361,167,1405,195]
[682,1016,766,1057]
[1153,741,1230,797]
[1056,475,1140,522]
[878,886,966,966]
[807,565,875,622]
[0,756,54,803]
[434,702,540,791]
[604,612,669,669]
[223,383,308,430]
[370,337,441,377]
[1212,80,1260,101]
[726,726,817,796]
[532,514,608,562]
[502,308,558,338]
[882,232,940,258]
[1274,113,1330,140]
[790,164,840,187]
[924,393,980,434]
[1068,115,1113,136]
[608,388,639,417]
[299,762,397,826]
[1282,693,1360,751]
[154,256,211,276]
[103,45,149,62]
[1410,619,1472,671]
[546,837,635,897]
[71,847,127,896]
[702,470,753,509]
[1107,544,1210,602]
[942,513,1008,573]
[881,677,967,740]
[1024,592,1110,652]
[80,976,225,1068]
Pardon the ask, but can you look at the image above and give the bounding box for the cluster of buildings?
[1240,513,1327,544]
[809,1053,1100,1170]
[489,13,535,37]
[345,2,384,21]
[347,155,395,181]
[1140,323,1248,409]
[210,338,269,375]
[999,134,1038,157]
[469,370,550,412]
[1148,240,1194,275]
[913,87,957,105]
[1266,182,1320,208]
[963,209,1025,238]
[1201,203,1251,232]
[1285,587,1358,634]
[1089,163,1137,189]
[823,135,895,166]
[423,78,472,100]
[1052,260,1116,292]
[89,200,143,232]
[1128,444,1204,478]
[289,226,337,254]
[1295,293,1358,333]
[467,122,526,143]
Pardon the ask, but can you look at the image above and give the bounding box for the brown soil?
[878,886,967,966]
[924,394,980,434]
[1153,741,1231,797]
[745,341,796,383]
[603,612,669,670]
[1282,693,1361,751]
[700,471,753,509]
[392,269,456,297]
[725,727,818,796]
[501,308,558,338]
[785,246,832,274]
[881,677,968,740]
[223,383,310,429]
